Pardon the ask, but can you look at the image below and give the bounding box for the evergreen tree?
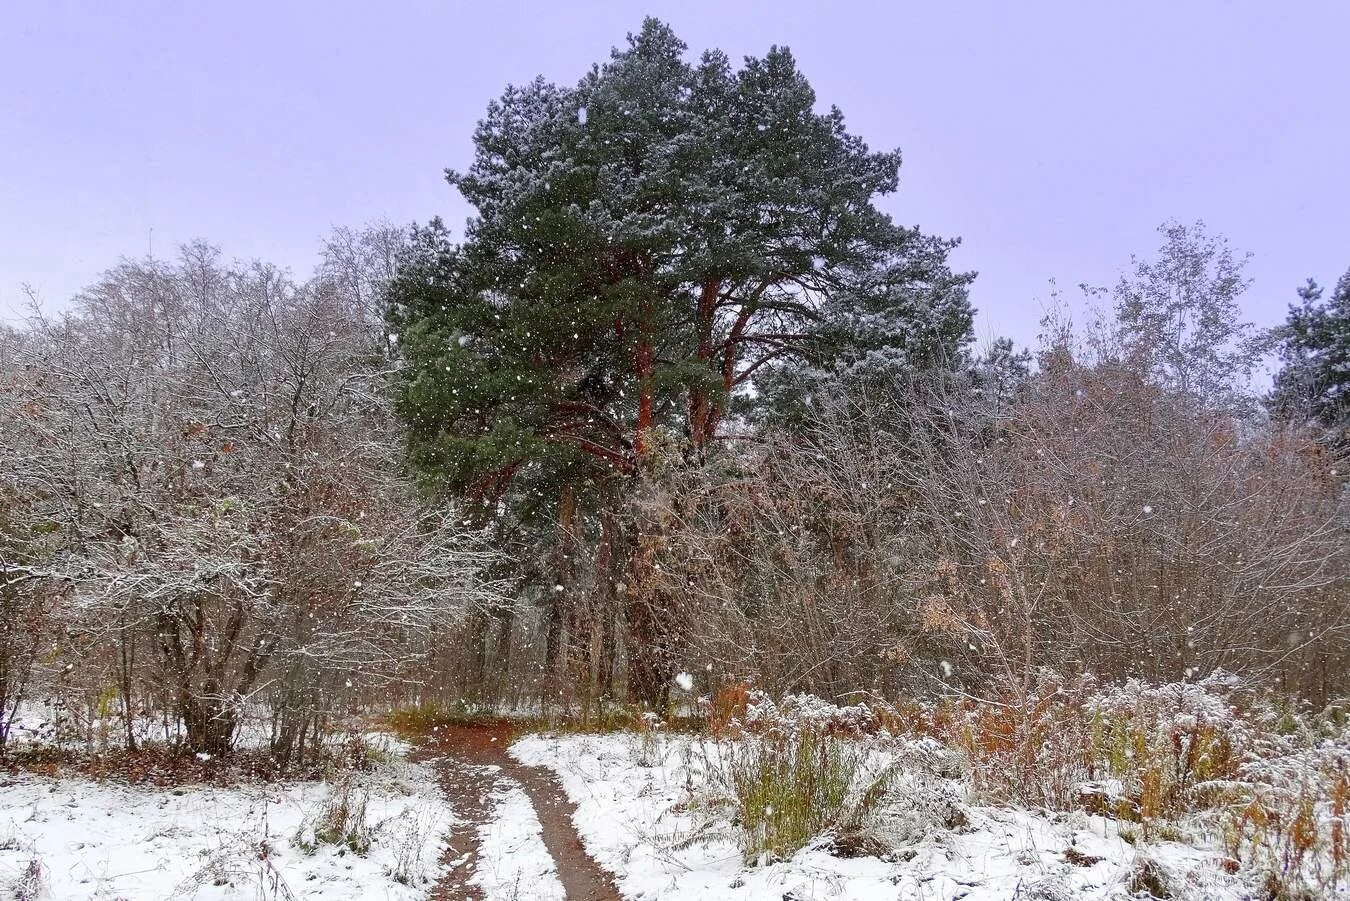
[971,337,1033,414]
[389,18,974,704]
[1270,269,1350,445]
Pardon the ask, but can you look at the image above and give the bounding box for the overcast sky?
[2,1,1347,350]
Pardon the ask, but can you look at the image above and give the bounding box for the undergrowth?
[702,692,909,863]
[906,671,1349,898]
[384,699,497,737]
[295,776,372,855]
[686,674,1348,895]
[1,723,386,787]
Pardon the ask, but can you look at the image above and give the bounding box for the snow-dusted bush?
[9,856,45,901]
[855,737,967,852]
[1221,728,1350,897]
[297,775,373,855]
[926,669,1255,822]
[1,239,508,764]
[926,671,1349,896]
[384,801,440,886]
[1086,670,1251,829]
[740,691,887,738]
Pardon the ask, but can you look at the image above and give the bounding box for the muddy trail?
[414,722,622,901]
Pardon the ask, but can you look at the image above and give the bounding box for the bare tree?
[1105,220,1259,409]
[0,325,74,748]
[4,235,504,759]
[898,327,1348,700]
[629,391,933,701]
[634,321,1346,703]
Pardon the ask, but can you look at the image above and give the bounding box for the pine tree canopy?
[1270,268,1350,443]
[388,17,974,505]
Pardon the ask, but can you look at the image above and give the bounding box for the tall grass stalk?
[715,723,896,863]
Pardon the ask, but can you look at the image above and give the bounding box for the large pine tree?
[389,19,974,704]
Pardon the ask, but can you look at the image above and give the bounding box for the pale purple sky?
[3,1,1347,349]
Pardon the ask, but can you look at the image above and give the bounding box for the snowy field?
[511,732,1252,901]
[0,716,1334,899]
[0,735,451,900]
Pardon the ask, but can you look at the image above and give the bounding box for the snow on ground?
[3,702,308,754]
[0,734,451,900]
[511,733,1249,901]
[470,764,566,901]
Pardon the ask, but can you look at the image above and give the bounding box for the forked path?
[415,722,622,901]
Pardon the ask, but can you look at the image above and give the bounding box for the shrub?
[1223,739,1350,898]
[694,678,1348,893]
[932,670,1252,825]
[706,681,753,739]
[1086,671,1249,832]
[384,802,439,886]
[708,693,904,863]
[927,672,1348,896]
[934,671,1099,810]
[296,777,372,855]
[11,857,45,901]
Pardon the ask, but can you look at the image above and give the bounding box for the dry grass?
[701,692,908,863]
[295,775,372,856]
[384,700,495,738]
[717,727,881,862]
[691,674,1348,894]
[892,673,1349,897]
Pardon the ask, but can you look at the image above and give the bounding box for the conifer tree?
[1270,269,1350,445]
[389,18,974,704]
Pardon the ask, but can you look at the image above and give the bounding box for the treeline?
[389,215,1350,710]
[383,20,1348,710]
[1,19,1346,763]
[0,229,505,758]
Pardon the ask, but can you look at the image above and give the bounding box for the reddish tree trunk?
[635,338,654,458]
[594,506,620,699]
[543,486,578,700]
[624,596,669,709]
[689,278,720,452]
[706,303,754,441]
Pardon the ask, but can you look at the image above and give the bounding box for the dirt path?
[417,722,622,901]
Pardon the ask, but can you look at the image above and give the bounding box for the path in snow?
[418,722,621,901]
